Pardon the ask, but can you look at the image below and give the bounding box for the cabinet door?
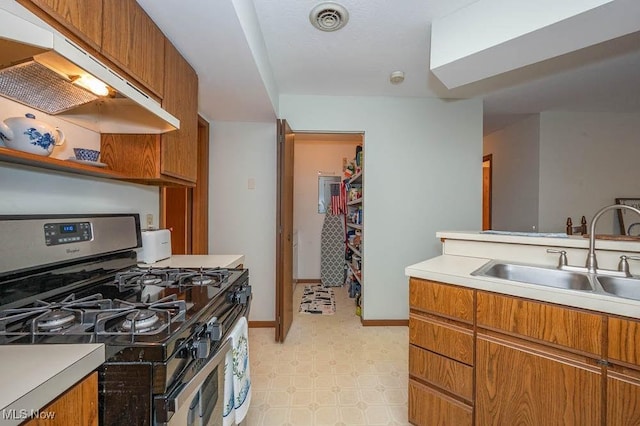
[17,0,102,50]
[101,133,161,180]
[476,334,601,426]
[161,40,198,182]
[25,372,97,425]
[607,369,640,426]
[102,0,164,98]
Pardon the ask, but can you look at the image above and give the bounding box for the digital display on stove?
[44,222,92,246]
[60,224,77,233]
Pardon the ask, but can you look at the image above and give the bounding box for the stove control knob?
[238,285,252,304]
[189,339,209,359]
[207,320,223,342]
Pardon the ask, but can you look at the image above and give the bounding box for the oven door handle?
[159,338,232,423]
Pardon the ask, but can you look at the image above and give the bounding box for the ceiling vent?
[309,2,349,32]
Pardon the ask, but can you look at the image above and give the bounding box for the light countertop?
[437,230,640,252]
[0,344,104,425]
[407,231,640,319]
[406,255,640,319]
[139,254,245,269]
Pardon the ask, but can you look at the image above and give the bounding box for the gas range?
[0,266,246,345]
[0,214,251,425]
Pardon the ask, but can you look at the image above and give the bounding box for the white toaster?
[139,229,172,264]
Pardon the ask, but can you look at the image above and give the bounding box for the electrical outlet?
[146,214,154,229]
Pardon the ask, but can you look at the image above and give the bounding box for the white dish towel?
[223,316,251,426]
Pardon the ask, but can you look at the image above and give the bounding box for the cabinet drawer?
[409,379,472,426]
[409,313,473,365]
[409,344,473,401]
[409,278,473,323]
[477,291,603,356]
[609,316,640,367]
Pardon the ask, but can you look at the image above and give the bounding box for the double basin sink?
[471,261,640,301]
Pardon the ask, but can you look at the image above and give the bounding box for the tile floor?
[245,283,410,425]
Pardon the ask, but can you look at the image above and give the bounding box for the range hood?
[0,4,180,134]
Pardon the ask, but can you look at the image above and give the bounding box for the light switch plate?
[248,178,256,190]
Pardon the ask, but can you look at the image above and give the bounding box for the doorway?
[275,122,364,342]
[482,154,492,230]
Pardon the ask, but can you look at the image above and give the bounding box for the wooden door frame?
[275,119,294,342]
[482,154,493,231]
[275,121,283,341]
[192,116,210,254]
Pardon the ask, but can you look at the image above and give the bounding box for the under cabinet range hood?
[0,4,180,134]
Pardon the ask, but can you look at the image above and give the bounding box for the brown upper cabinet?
[15,0,199,186]
[100,40,199,186]
[17,0,164,100]
[101,0,165,99]
[17,0,103,51]
[161,40,198,182]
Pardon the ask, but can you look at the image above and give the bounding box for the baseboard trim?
[248,321,275,328]
[360,319,409,327]
[297,278,321,283]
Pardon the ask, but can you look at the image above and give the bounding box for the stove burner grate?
[95,295,187,341]
[173,268,230,287]
[114,268,182,291]
[115,267,230,289]
[119,309,161,333]
[36,309,77,332]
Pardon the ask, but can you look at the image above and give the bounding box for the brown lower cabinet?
[607,369,640,425]
[409,278,474,425]
[24,372,97,426]
[409,379,473,426]
[475,333,601,426]
[408,276,640,426]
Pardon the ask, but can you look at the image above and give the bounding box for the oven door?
[155,339,232,426]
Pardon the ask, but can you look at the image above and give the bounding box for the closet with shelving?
[344,146,363,316]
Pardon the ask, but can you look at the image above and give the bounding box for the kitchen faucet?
[547,204,640,276]
[586,204,640,273]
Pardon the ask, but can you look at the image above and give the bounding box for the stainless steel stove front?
[155,338,231,426]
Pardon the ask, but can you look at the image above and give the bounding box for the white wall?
[0,164,159,218]
[538,111,640,234]
[483,115,540,231]
[281,95,483,320]
[0,97,159,223]
[294,138,360,279]
[209,121,276,322]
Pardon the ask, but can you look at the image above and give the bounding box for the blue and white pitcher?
[0,113,65,156]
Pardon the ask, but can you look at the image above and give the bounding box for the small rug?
[299,284,336,315]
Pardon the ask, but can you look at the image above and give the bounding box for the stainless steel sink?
[472,261,593,291]
[597,276,640,301]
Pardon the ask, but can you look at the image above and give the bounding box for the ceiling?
[137,0,640,134]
